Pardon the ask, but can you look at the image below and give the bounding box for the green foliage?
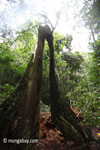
[88,36,100,85]
[77,1,100,126]
[0,84,14,104]
[81,0,100,34]
[40,101,50,112]
[73,81,100,127]
[54,32,73,53]
[72,47,100,127]
[0,21,37,103]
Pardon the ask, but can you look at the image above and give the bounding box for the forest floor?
[35,108,100,150]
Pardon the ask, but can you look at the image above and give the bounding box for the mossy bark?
[45,26,95,145]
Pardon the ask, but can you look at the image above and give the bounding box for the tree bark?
[0,54,34,150]
[28,26,45,150]
[45,25,95,146]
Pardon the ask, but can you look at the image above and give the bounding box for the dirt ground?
[35,109,100,150]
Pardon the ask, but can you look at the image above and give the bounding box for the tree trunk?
[0,54,34,150]
[0,26,47,150]
[28,26,45,150]
[45,25,94,146]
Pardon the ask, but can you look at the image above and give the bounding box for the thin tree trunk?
[91,28,96,42]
